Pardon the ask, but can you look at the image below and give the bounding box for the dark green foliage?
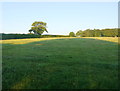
[76,28,119,37]
[1,34,69,40]
[41,35,69,38]
[1,34,40,40]
[69,32,76,37]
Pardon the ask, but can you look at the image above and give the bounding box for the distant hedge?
[41,35,69,38]
[1,34,69,40]
[1,34,40,40]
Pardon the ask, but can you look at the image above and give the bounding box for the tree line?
[69,28,119,37]
[1,21,119,40]
[29,21,119,37]
[1,34,69,40]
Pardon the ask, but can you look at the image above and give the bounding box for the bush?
[69,32,76,37]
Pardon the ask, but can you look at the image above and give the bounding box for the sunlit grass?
[82,37,119,43]
[0,37,75,44]
[0,37,119,44]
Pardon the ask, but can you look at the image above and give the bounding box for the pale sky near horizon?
[1,2,118,35]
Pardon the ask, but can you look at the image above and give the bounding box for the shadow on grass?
[2,38,119,89]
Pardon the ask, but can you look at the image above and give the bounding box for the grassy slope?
[2,37,118,89]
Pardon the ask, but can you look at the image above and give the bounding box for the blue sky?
[1,2,118,35]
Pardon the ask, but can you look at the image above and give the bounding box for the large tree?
[29,21,48,35]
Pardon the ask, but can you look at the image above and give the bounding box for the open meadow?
[1,37,119,89]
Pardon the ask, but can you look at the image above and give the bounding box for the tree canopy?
[69,32,76,37]
[76,28,118,37]
[29,21,48,35]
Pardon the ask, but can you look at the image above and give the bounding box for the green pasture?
[2,38,118,89]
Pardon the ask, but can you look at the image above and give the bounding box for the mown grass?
[2,37,119,89]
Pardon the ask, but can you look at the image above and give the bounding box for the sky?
[1,1,118,35]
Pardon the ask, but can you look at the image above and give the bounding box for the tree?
[76,30,83,37]
[69,32,76,37]
[94,29,101,37]
[76,28,119,37]
[29,21,48,35]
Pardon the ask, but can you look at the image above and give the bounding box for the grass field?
[1,37,119,89]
